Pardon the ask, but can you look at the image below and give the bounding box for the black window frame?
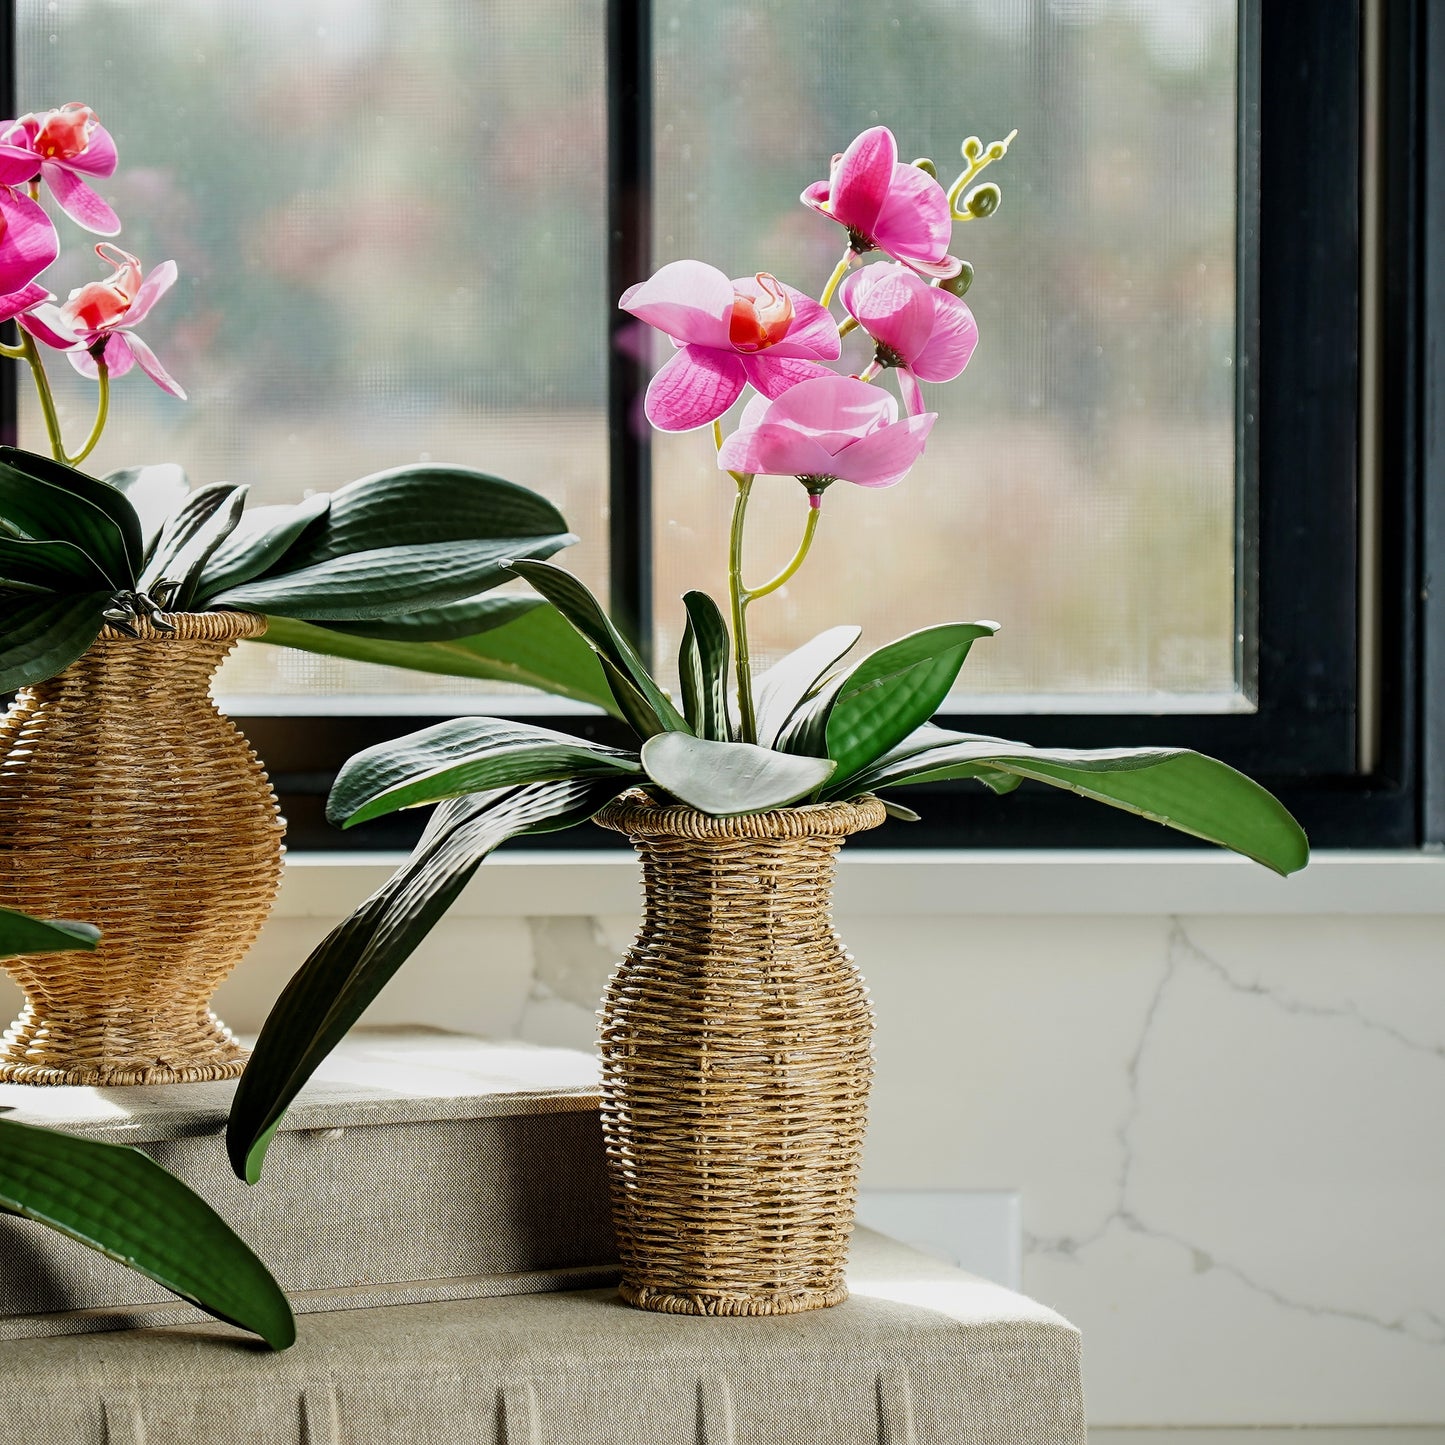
[5,0,1437,855]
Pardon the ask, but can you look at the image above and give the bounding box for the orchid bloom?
[840,263,978,416]
[716,374,935,496]
[802,127,961,280]
[619,259,840,432]
[0,104,119,236]
[22,244,186,399]
[0,184,58,300]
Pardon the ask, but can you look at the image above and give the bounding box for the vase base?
[0,1053,247,1087]
[618,1279,849,1316]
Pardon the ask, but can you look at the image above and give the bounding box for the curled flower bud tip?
[939,261,974,298]
[961,135,983,161]
[911,156,937,177]
[965,182,1001,219]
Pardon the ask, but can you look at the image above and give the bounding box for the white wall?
[6,852,1442,1426]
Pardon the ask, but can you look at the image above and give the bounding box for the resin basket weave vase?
[0,611,284,1086]
[594,790,886,1316]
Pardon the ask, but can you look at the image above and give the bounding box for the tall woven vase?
[595,790,886,1316]
[0,612,284,1086]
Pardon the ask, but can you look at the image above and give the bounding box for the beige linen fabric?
[0,1230,1086,1444]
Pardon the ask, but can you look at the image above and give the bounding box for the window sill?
[275,850,1445,919]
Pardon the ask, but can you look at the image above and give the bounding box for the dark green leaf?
[0,447,143,584]
[330,717,641,827]
[252,608,619,715]
[102,464,190,563]
[315,593,539,644]
[678,591,734,742]
[140,484,249,609]
[0,907,98,957]
[208,535,573,621]
[599,655,670,739]
[843,729,1310,875]
[194,494,331,602]
[227,777,626,1183]
[880,799,922,822]
[282,465,570,568]
[0,535,112,590]
[824,623,997,783]
[0,1118,294,1349]
[640,732,836,815]
[506,559,688,734]
[0,592,110,691]
[753,625,861,748]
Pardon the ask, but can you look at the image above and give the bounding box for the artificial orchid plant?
[0,102,609,705]
[228,125,1309,1183]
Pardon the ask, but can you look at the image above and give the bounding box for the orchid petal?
[736,390,774,432]
[19,302,79,349]
[895,367,925,418]
[619,259,733,348]
[840,265,934,364]
[41,162,120,236]
[752,374,897,451]
[912,292,979,382]
[740,279,840,360]
[799,179,833,217]
[834,411,936,487]
[69,332,136,380]
[0,144,38,185]
[828,127,897,237]
[63,122,118,177]
[0,281,50,325]
[124,331,188,399]
[740,354,835,400]
[893,250,964,281]
[0,188,56,295]
[871,161,957,273]
[644,344,746,432]
[122,259,179,326]
[717,422,838,480]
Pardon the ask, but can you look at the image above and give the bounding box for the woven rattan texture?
[0,612,284,1085]
[595,792,886,1316]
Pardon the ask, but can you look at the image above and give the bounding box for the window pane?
[18,0,608,706]
[652,0,1240,707]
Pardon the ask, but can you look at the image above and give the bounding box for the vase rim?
[594,789,887,841]
[97,610,268,643]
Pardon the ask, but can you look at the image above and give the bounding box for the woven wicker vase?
[594,790,886,1316]
[0,611,284,1086]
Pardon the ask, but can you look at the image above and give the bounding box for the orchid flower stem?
[838,316,859,340]
[19,329,65,462]
[728,473,759,744]
[746,503,821,603]
[67,361,109,467]
[820,250,852,310]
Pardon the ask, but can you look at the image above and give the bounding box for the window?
[9,0,1434,852]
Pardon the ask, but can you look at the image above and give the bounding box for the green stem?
[746,503,821,602]
[67,361,109,467]
[728,473,758,744]
[19,329,65,462]
[820,249,852,309]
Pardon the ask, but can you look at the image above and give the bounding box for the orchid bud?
[961,135,983,162]
[965,182,1001,219]
[938,261,974,297]
[911,156,937,178]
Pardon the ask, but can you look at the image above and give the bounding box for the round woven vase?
[0,611,284,1086]
[594,789,887,1316]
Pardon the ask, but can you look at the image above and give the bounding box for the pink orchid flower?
[0,103,120,236]
[619,258,840,432]
[0,184,58,296]
[802,127,961,280]
[716,374,935,495]
[22,244,186,399]
[840,262,978,416]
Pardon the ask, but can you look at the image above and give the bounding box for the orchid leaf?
[678,590,734,742]
[881,799,922,822]
[314,593,540,644]
[208,535,572,621]
[753,624,861,748]
[282,465,570,567]
[0,535,113,591]
[0,450,141,587]
[839,728,1309,875]
[194,494,331,602]
[506,559,689,734]
[329,717,641,828]
[824,623,997,783]
[0,906,99,957]
[0,592,110,692]
[102,464,190,563]
[140,483,249,608]
[600,655,671,739]
[640,732,835,815]
[252,608,618,715]
[0,1118,294,1349]
[227,776,627,1183]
